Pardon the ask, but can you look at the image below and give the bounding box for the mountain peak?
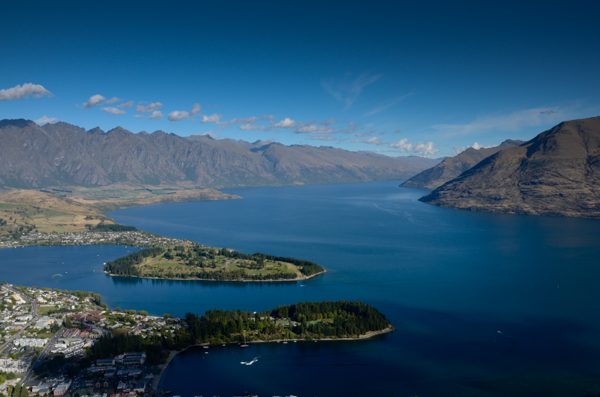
[0,119,37,129]
[419,116,600,219]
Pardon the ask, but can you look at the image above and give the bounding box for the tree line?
[104,247,164,276]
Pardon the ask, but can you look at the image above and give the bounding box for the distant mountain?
[357,152,444,169]
[0,119,430,189]
[420,116,600,219]
[401,140,523,190]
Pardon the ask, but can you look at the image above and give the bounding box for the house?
[133,383,145,393]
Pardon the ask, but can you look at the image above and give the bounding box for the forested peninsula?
[104,245,325,281]
[89,300,394,363]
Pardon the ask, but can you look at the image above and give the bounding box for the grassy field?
[0,190,114,236]
[137,246,303,279]
[37,305,58,315]
[0,184,239,236]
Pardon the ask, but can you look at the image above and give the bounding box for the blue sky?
[1,0,599,157]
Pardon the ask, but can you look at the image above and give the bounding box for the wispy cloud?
[118,100,134,109]
[363,136,388,146]
[0,83,52,101]
[309,135,336,141]
[295,124,335,134]
[433,107,566,137]
[105,97,120,105]
[34,115,57,125]
[191,103,201,115]
[101,107,126,115]
[321,73,382,110]
[355,130,375,137]
[83,94,105,109]
[136,102,163,113]
[364,93,413,117]
[133,115,142,119]
[147,110,163,120]
[321,118,337,126]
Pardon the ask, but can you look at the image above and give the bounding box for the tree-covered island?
[104,245,325,281]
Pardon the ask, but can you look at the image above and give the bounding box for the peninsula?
[0,283,393,396]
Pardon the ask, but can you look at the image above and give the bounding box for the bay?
[2,180,600,396]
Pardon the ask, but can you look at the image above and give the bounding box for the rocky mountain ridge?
[0,119,429,189]
[420,116,600,219]
[401,140,523,190]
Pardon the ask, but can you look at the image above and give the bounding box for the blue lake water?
[2,181,600,396]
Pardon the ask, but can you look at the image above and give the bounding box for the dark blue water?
[2,181,600,396]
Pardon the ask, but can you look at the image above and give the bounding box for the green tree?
[64,316,72,328]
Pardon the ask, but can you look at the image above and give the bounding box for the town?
[0,231,194,250]
[0,283,184,397]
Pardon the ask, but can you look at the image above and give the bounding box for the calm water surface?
[2,181,600,396]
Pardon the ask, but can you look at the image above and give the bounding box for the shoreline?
[104,269,327,283]
[152,326,394,391]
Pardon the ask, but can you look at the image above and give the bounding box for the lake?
[2,181,600,396]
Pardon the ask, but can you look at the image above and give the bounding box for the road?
[0,286,39,355]
[21,326,66,384]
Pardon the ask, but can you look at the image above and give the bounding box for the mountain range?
[0,119,438,189]
[400,140,523,189]
[420,116,600,219]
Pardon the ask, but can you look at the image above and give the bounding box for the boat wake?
[240,357,259,365]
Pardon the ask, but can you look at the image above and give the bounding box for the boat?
[159,390,173,395]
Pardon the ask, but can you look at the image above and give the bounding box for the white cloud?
[105,97,120,104]
[201,113,223,123]
[136,102,163,113]
[309,135,336,141]
[321,73,382,109]
[363,137,387,145]
[452,142,497,155]
[83,94,105,109]
[272,117,296,128]
[147,110,163,120]
[389,138,413,152]
[168,110,191,121]
[412,141,439,156]
[191,103,202,115]
[295,124,335,134]
[133,115,142,119]
[433,107,565,137]
[118,100,134,108]
[34,115,57,125]
[101,107,126,115]
[0,83,52,101]
[200,131,222,139]
[350,139,359,143]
